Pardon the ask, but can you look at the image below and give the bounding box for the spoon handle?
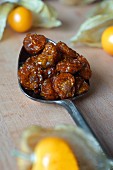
[60,99,111,158]
[61,99,91,133]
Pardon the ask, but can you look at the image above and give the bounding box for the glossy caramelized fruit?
[18,33,92,100]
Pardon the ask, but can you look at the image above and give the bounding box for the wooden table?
[1,1,113,169]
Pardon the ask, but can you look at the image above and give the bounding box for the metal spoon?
[18,38,110,158]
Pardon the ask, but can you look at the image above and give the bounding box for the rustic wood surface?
[0,1,113,169]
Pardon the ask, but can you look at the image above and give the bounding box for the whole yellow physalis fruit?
[101,26,113,55]
[32,137,79,170]
[7,6,33,33]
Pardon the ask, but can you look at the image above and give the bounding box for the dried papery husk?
[17,125,111,170]
[89,0,113,16]
[0,0,61,40]
[71,14,113,47]
[59,0,97,5]
[71,0,113,47]
[0,3,15,40]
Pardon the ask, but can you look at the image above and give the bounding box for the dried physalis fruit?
[75,76,89,95]
[43,67,56,79]
[56,58,82,74]
[37,42,58,68]
[18,56,43,93]
[18,34,92,100]
[23,34,47,55]
[53,73,75,99]
[77,55,92,80]
[40,78,59,100]
[56,41,79,58]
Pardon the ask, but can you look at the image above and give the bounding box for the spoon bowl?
[18,38,111,158]
[18,39,88,103]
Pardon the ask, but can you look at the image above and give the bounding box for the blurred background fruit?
[101,26,113,55]
[7,6,33,32]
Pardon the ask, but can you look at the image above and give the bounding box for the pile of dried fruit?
[18,33,92,100]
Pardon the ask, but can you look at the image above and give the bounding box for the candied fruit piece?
[37,42,58,68]
[41,78,58,100]
[23,33,47,55]
[53,73,75,99]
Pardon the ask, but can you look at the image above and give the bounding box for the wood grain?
[0,1,113,169]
